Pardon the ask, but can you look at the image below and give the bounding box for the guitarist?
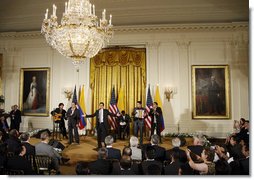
[51,103,68,139]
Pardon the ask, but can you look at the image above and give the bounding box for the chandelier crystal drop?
[41,0,113,65]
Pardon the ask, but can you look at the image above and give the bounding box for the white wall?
[0,23,249,137]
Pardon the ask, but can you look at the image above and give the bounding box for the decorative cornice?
[0,22,248,39]
[114,22,248,33]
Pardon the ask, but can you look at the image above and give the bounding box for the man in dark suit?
[105,135,121,160]
[117,110,131,140]
[20,132,35,156]
[66,102,80,145]
[149,102,162,142]
[239,143,249,175]
[6,144,36,175]
[4,129,21,153]
[88,147,112,175]
[84,102,117,149]
[165,137,187,164]
[51,103,68,139]
[9,105,22,132]
[141,145,163,175]
[164,151,181,175]
[142,134,165,162]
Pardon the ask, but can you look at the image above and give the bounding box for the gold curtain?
[90,47,146,130]
[0,54,2,96]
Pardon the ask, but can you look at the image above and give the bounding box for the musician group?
[0,100,163,148]
[50,100,163,149]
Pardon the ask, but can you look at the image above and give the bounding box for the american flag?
[145,86,153,129]
[109,87,119,130]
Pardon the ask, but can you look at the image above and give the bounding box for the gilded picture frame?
[19,68,50,116]
[192,65,230,119]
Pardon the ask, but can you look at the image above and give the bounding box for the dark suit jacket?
[166,147,187,164]
[10,109,22,128]
[88,159,112,175]
[66,108,80,126]
[164,161,181,175]
[141,160,163,175]
[141,143,166,162]
[5,137,21,153]
[239,157,249,175]
[149,107,162,125]
[6,155,36,175]
[106,147,121,160]
[86,109,115,131]
[22,142,35,156]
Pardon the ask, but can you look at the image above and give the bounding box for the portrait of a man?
[192,65,230,119]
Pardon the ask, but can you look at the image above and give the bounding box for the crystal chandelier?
[41,0,113,65]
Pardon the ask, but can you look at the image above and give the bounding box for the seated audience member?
[111,147,132,175]
[164,151,181,175]
[215,159,231,175]
[6,144,36,175]
[165,137,187,164]
[0,143,8,168]
[228,145,244,175]
[178,162,194,175]
[4,129,21,153]
[239,120,249,144]
[130,136,142,160]
[105,135,121,160]
[142,134,165,162]
[20,132,35,156]
[35,132,69,174]
[76,161,90,175]
[147,163,162,175]
[226,135,243,160]
[186,147,215,175]
[122,146,132,159]
[88,147,112,175]
[141,145,163,175]
[213,144,230,162]
[239,143,249,175]
[187,135,204,157]
[119,156,135,175]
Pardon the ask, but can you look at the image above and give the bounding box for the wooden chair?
[25,155,37,174]
[34,155,53,175]
[0,168,24,175]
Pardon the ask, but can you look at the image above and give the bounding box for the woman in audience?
[186,147,215,175]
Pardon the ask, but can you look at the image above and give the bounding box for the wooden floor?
[29,135,192,175]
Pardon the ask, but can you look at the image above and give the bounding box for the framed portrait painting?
[19,68,50,116]
[192,65,230,119]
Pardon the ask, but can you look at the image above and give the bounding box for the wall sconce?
[164,87,177,101]
[63,87,73,101]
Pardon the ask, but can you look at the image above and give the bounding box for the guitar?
[53,113,62,122]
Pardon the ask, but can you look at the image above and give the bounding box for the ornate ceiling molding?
[0,22,248,39]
